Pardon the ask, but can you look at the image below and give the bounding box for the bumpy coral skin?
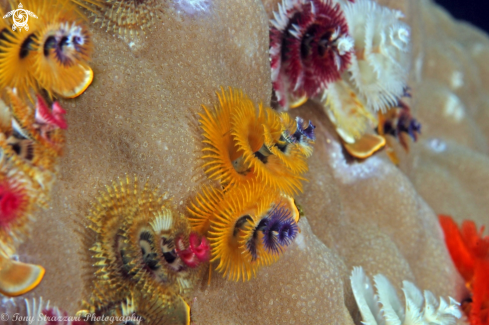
[11,0,489,323]
[7,0,274,313]
[270,0,353,109]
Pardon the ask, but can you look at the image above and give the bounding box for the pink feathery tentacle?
[189,232,210,262]
[35,95,68,130]
[175,236,200,268]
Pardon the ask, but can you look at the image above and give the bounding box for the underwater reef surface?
[1,0,488,323]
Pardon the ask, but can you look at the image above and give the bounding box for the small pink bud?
[175,237,200,268]
[189,232,210,262]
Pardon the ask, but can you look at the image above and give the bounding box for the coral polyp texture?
[350,267,462,325]
[81,176,200,324]
[270,0,353,108]
[2,0,489,323]
[439,216,489,325]
[0,0,93,101]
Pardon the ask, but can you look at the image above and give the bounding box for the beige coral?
[1,0,488,324]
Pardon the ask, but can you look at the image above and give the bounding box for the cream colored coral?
[1,0,488,324]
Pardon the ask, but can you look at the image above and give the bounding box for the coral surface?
[1,0,489,324]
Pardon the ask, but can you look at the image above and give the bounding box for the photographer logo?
[3,3,38,32]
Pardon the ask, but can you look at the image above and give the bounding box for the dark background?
[435,0,489,33]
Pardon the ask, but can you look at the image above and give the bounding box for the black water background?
[436,0,489,33]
